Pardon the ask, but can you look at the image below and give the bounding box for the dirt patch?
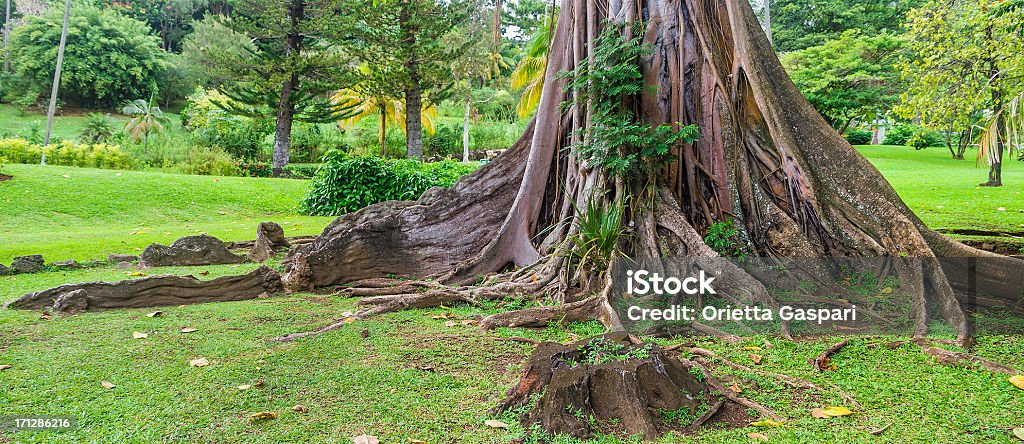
[0,173,12,182]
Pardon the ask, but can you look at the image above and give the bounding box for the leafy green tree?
[122,98,172,154]
[352,0,471,160]
[180,16,257,89]
[897,0,1024,185]
[104,0,210,51]
[781,30,905,134]
[212,0,358,175]
[770,0,922,52]
[79,113,116,144]
[503,0,547,43]
[9,5,165,108]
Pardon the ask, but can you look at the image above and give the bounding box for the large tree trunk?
[271,0,304,176]
[279,0,1021,345]
[463,78,472,162]
[401,1,424,160]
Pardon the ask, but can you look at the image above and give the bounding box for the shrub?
[0,139,138,169]
[182,88,271,160]
[844,128,872,145]
[302,151,476,216]
[80,113,117,144]
[236,162,273,178]
[425,124,462,158]
[181,147,236,176]
[290,124,347,163]
[470,123,516,151]
[284,164,320,179]
[9,6,165,108]
[906,129,945,150]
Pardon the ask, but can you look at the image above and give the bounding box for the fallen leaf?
[61,174,70,178]
[444,320,457,327]
[359,328,370,338]
[249,411,277,420]
[817,406,853,418]
[292,405,309,413]
[432,313,456,319]
[1010,375,1024,390]
[484,419,509,429]
[238,385,252,390]
[101,380,116,389]
[40,313,52,320]
[416,365,435,372]
[253,379,265,387]
[729,382,742,393]
[408,439,428,444]
[461,320,479,325]
[750,419,784,427]
[749,353,763,365]
[132,332,148,339]
[146,311,163,318]
[0,365,10,371]
[811,408,830,419]
[190,358,211,367]
[747,432,769,441]
[1013,428,1024,441]
[199,271,210,276]
[744,346,763,351]
[181,327,198,333]
[880,286,893,294]
[217,211,226,215]
[127,272,146,277]
[353,435,380,444]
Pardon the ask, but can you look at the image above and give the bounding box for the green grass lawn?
[0,104,185,142]
[0,164,332,264]
[855,145,1024,234]
[1,265,1023,443]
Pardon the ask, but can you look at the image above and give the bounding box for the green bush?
[906,129,945,150]
[425,124,462,158]
[843,128,872,145]
[470,123,516,151]
[236,162,273,178]
[290,124,347,163]
[0,139,138,169]
[182,88,271,160]
[302,151,476,216]
[181,147,237,176]
[8,6,165,108]
[284,164,320,179]
[80,113,117,144]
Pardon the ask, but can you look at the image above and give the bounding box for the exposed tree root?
[695,362,783,422]
[811,339,850,372]
[678,346,860,407]
[911,338,1021,375]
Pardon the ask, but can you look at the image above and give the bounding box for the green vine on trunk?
[559,21,699,178]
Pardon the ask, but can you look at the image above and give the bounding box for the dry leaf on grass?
[750,419,784,427]
[812,406,853,419]
[461,320,478,325]
[484,419,509,429]
[253,379,265,387]
[190,358,211,367]
[408,439,429,444]
[249,412,277,420]
[132,332,148,339]
[127,272,146,277]
[353,435,380,444]
[0,365,10,371]
[1010,375,1024,390]
[444,321,457,327]
[238,385,252,390]
[729,382,742,393]
[101,381,116,389]
[292,405,309,413]
[1013,428,1024,441]
[749,353,763,365]
[431,313,456,320]
[181,327,198,333]
[744,346,762,351]
[747,432,768,441]
[146,311,163,318]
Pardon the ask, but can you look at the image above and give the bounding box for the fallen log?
[4,266,282,312]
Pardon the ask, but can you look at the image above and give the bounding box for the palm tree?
[122,97,171,154]
[79,113,116,144]
[976,90,1022,173]
[331,88,437,158]
[510,14,554,119]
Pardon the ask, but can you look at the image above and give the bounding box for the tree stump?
[248,222,291,263]
[494,333,723,439]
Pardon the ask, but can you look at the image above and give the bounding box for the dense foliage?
[182,88,272,160]
[0,139,138,169]
[302,151,476,216]
[9,6,165,108]
[770,0,923,52]
[781,31,905,133]
[560,23,698,177]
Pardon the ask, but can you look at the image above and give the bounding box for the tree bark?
[272,0,304,176]
[463,78,472,162]
[401,1,424,160]
[982,59,1004,187]
[268,0,1024,345]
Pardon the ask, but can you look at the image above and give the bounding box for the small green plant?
[559,22,698,177]
[844,128,872,145]
[181,147,237,176]
[703,220,745,258]
[575,337,654,366]
[80,113,117,144]
[301,151,477,216]
[567,197,626,282]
